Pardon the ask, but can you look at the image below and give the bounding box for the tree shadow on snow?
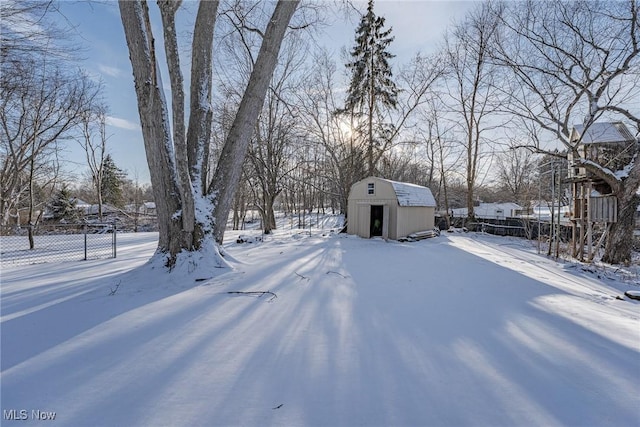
[1,234,638,427]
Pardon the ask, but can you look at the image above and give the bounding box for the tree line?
[2,0,638,266]
[212,0,638,264]
[0,2,150,230]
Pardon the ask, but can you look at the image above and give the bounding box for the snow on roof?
[384,179,436,207]
[83,204,120,215]
[71,198,91,207]
[572,122,635,145]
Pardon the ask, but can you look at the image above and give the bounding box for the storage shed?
[347,177,436,240]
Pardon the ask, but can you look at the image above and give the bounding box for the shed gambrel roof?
[571,122,635,145]
[385,179,436,207]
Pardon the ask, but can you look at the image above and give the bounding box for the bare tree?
[421,96,462,229]
[77,105,108,220]
[231,167,251,231]
[218,5,308,234]
[119,0,299,267]
[253,36,306,232]
[208,1,302,244]
[298,50,367,216]
[442,2,503,221]
[371,53,444,176]
[0,63,98,235]
[247,102,299,234]
[0,0,71,67]
[1,0,98,239]
[495,146,538,206]
[491,0,640,264]
[378,145,432,186]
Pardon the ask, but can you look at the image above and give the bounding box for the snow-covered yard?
[2,227,639,426]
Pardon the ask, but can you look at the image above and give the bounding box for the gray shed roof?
[385,179,436,207]
[572,122,635,144]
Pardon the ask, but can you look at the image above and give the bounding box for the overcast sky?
[56,0,478,184]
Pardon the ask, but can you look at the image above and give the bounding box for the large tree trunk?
[121,0,299,263]
[210,0,299,244]
[602,166,640,264]
[27,151,36,250]
[159,0,195,251]
[603,193,639,264]
[261,192,278,234]
[185,0,217,192]
[119,0,185,259]
[466,178,475,221]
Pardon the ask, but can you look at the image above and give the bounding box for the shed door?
[358,205,371,238]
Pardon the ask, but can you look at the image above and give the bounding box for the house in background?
[347,177,436,240]
[142,202,156,216]
[451,202,524,221]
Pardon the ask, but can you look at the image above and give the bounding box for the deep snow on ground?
[1,222,639,427]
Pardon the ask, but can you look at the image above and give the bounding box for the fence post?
[84,224,88,261]
[113,220,117,258]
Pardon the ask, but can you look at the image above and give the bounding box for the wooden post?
[588,223,609,263]
[578,182,585,260]
[586,181,593,261]
[571,182,577,257]
[555,167,562,258]
[548,166,555,257]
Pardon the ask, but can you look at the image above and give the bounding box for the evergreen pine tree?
[49,186,80,222]
[342,0,399,176]
[100,154,126,208]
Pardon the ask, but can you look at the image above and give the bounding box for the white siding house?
[347,177,436,240]
[451,202,523,220]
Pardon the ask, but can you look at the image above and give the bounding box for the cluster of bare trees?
[0,1,160,251]
[117,0,637,267]
[4,0,635,266]
[488,0,640,264]
[0,1,105,248]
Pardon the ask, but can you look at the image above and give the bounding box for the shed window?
[367,183,375,195]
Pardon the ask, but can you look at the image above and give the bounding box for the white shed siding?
[387,203,398,240]
[347,178,397,237]
[396,206,435,239]
[356,204,370,238]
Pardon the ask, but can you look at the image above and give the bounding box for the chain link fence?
[0,223,117,266]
